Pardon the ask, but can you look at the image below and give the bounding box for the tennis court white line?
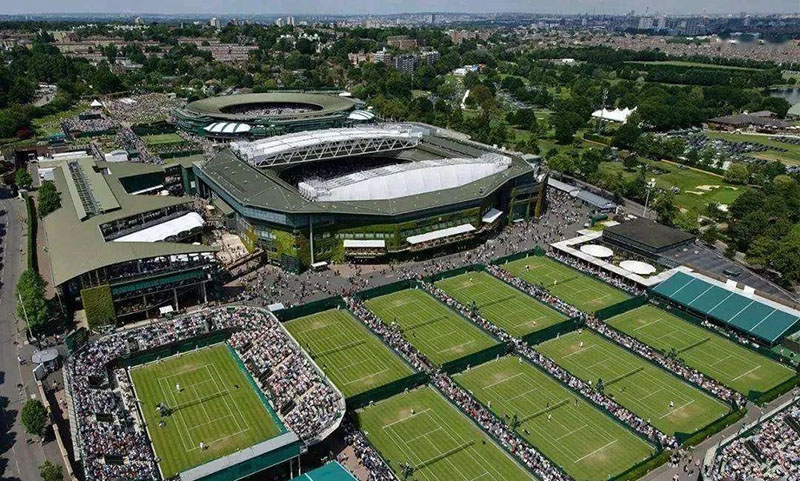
[555,424,587,441]
[483,372,523,389]
[382,408,433,429]
[405,426,444,444]
[659,400,695,419]
[731,364,761,381]
[573,439,617,463]
[563,345,595,359]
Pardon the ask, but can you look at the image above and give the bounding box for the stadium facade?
[193,123,545,272]
[173,92,374,140]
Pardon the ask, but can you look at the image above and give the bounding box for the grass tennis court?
[502,256,630,313]
[285,309,415,398]
[456,356,655,480]
[365,289,499,366]
[142,132,187,145]
[537,330,730,436]
[357,386,535,481]
[606,305,796,397]
[129,344,283,478]
[435,271,568,338]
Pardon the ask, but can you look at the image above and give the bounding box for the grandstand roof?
[407,223,475,244]
[44,158,216,286]
[651,270,800,344]
[196,135,534,218]
[604,218,695,252]
[182,92,356,121]
[298,154,511,202]
[295,462,357,481]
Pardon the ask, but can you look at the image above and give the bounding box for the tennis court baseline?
[606,305,796,396]
[435,271,568,338]
[129,344,283,478]
[365,289,499,366]
[455,356,656,481]
[357,386,535,481]
[536,330,730,436]
[502,256,630,313]
[285,309,415,398]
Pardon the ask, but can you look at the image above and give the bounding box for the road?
[0,186,47,481]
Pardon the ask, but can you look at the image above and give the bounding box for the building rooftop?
[44,158,215,286]
[604,218,695,251]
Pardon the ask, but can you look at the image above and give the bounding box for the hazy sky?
[0,0,797,15]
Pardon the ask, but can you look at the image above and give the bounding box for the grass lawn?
[365,289,499,367]
[129,344,283,478]
[32,102,88,136]
[435,271,568,338]
[502,256,630,314]
[455,356,656,481]
[598,158,746,214]
[356,386,535,481]
[142,133,187,146]
[285,309,415,398]
[706,131,800,166]
[606,305,796,397]
[536,330,730,437]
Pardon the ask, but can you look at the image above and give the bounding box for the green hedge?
[675,408,747,447]
[81,285,116,329]
[272,295,346,322]
[522,317,583,345]
[347,372,430,410]
[595,296,649,320]
[747,372,800,405]
[25,194,37,271]
[610,449,671,481]
[441,343,510,375]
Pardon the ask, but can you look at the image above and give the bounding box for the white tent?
[591,107,636,123]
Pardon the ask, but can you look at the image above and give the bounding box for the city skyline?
[0,0,798,16]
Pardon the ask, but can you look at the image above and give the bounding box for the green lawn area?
[501,256,630,314]
[142,132,187,146]
[435,271,568,338]
[356,386,535,481]
[627,61,761,71]
[455,356,656,481]
[598,158,746,214]
[285,309,415,398]
[32,102,88,136]
[365,289,499,366]
[706,131,800,166]
[606,305,796,397]
[129,344,283,478]
[536,330,730,437]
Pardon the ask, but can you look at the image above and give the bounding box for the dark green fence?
[347,372,430,410]
[273,296,347,322]
[353,279,416,301]
[595,296,649,320]
[117,329,236,368]
[610,450,671,481]
[675,408,747,447]
[490,246,547,265]
[441,343,510,375]
[226,344,287,431]
[425,264,487,283]
[747,372,800,405]
[522,317,583,345]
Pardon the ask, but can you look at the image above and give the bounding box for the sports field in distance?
[365,289,499,366]
[455,356,655,480]
[502,256,630,313]
[285,309,415,398]
[537,330,730,436]
[435,271,568,338]
[357,386,535,481]
[606,305,796,396]
[129,344,283,478]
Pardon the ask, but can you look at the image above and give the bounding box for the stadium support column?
[309,215,315,265]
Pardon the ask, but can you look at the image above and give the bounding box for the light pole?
[18,291,35,344]
[642,178,656,218]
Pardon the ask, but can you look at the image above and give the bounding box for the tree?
[611,121,641,149]
[21,399,48,437]
[547,154,577,176]
[652,191,678,226]
[622,155,640,172]
[724,163,749,185]
[15,169,32,190]
[16,269,50,333]
[37,181,61,217]
[577,149,602,177]
[39,460,63,481]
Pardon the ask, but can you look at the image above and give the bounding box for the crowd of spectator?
[62,112,117,135]
[116,126,163,164]
[66,306,342,481]
[709,399,800,481]
[228,311,343,442]
[222,103,314,117]
[342,421,397,481]
[105,94,184,126]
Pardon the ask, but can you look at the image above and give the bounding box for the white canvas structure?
[591,107,636,123]
[298,154,510,202]
[343,240,386,248]
[113,212,204,243]
[406,224,475,245]
[481,208,503,224]
[204,122,252,134]
[619,260,656,275]
[580,244,614,258]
